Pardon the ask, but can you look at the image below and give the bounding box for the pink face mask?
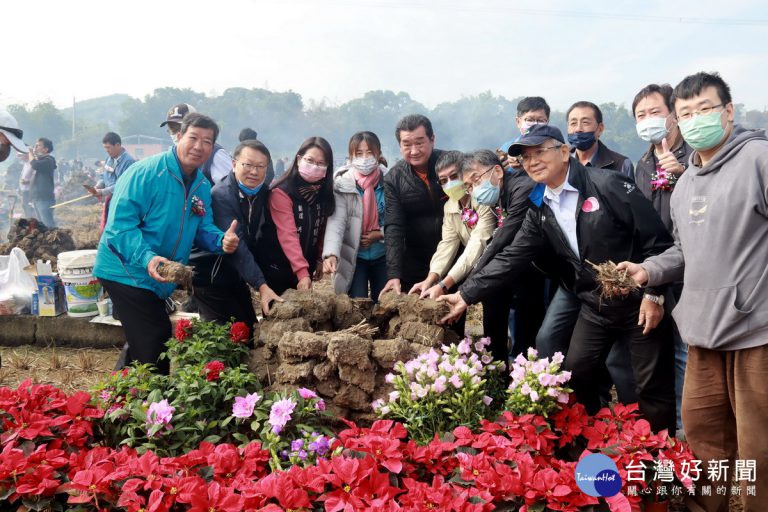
[298,160,327,183]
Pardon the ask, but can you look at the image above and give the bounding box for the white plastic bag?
[0,247,37,314]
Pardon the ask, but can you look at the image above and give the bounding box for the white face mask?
[636,116,670,144]
[352,156,378,175]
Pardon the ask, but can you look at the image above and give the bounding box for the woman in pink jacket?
[257,137,335,294]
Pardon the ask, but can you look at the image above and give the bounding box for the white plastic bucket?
[58,250,101,317]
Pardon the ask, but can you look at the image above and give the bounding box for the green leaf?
[203,434,222,443]
[233,433,249,444]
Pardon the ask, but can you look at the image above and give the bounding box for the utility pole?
[72,96,78,159]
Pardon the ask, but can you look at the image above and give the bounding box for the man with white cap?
[161,103,231,185]
[0,109,28,163]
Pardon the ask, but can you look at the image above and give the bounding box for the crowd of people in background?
[2,70,767,512]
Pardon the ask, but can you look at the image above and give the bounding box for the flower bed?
[0,320,695,511]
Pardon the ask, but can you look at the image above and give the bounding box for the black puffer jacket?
[384,149,447,286]
[460,158,672,324]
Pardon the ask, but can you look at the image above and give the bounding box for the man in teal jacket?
[95,113,239,374]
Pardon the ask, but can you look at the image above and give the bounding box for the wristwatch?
[643,293,665,306]
[438,281,448,292]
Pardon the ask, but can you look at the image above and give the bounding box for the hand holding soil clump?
[157,261,195,289]
[587,259,640,300]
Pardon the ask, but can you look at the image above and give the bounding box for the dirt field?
[0,345,119,393]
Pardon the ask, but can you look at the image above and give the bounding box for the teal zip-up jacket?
[94,148,225,299]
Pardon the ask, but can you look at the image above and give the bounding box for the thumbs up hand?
[657,137,685,177]
[222,219,240,254]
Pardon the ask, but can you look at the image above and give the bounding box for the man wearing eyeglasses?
[458,149,539,363]
[190,139,282,325]
[618,72,768,512]
[439,124,676,434]
[499,96,551,170]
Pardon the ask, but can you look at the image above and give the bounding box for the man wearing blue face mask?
[458,149,539,363]
[632,83,694,439]
[190,139,283,325]
[618,72,768,512]
[567,101,634,180]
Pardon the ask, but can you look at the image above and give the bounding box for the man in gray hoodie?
[619,72,768,512]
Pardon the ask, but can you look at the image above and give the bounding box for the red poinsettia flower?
[204,361,225,381]
[184,481,244,512]
[14,464,62,497]
[175,318,193,342]
[229,322,251,343]
[253,471,313,509]
[67,463,119,504]
[399,475,460,510]
[583,419,621,450]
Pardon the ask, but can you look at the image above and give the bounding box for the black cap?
[507,124,565,156]
[160,103,196,127]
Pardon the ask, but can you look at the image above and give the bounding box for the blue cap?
[507,124,565,156]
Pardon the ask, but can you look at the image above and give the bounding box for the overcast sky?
[3,0,767,111]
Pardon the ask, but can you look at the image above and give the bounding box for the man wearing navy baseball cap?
[439,124,677,434]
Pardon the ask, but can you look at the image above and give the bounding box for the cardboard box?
[35,261,66,317]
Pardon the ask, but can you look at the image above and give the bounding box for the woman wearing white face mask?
[257,137,335,294]
[322,132,388,301]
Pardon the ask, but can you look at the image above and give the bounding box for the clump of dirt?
[0,218,76,270]
[587,260,640,300]
[252,288,462,424]
[157,261,195,290]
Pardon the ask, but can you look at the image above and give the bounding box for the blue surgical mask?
[471,177,500,206]
[238,180,263,196]
[567,131,597,151]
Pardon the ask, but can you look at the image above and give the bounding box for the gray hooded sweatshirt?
[643,125,768,350]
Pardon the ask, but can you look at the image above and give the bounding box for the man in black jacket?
[380,114,446,295]
[190,139,282,324]
[439,125,676,433]
[30,138,57,227]
[632,83,694,437]
[459,149,540,362]
[567,101,634,179]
